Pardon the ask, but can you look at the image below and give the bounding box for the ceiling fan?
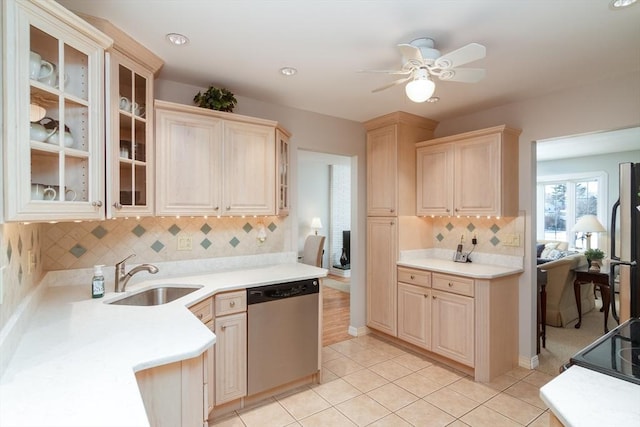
[363,37,486,103]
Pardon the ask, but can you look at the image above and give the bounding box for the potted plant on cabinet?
[193,86,237,112]
[584,248,605,272]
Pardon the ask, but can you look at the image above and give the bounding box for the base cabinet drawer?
[432,273,474,297]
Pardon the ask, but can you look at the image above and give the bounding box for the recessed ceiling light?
[426,96,440,103]
[610,0,637,9]
[166,33,189,46]
[280,67,297,76]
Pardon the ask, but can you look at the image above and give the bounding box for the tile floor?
[210,335,554,427]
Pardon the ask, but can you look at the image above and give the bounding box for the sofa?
[537,240,594,327]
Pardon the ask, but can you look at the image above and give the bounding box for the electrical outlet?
[177,235,192,251]
[503,233,521,247]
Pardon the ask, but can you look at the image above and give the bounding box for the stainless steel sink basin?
[108,285,203,306]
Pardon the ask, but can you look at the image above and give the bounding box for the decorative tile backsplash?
[430,214,525,256]
[42,216,289,271]
[0,223,44,331]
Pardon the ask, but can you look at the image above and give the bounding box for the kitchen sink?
[107,285,203,306]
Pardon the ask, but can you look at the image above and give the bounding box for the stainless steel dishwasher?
[247,278,320,395]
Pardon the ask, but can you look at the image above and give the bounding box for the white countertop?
[0,261,326,427]
[540,365,640,426]
[397,258,523,279]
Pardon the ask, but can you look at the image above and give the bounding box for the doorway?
[297,149,353,346]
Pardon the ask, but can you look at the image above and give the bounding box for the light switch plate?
[177,235,192,251]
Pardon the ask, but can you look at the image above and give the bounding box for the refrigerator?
[610,162,640,322]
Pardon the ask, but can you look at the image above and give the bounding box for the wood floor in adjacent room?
[322,276,351,347]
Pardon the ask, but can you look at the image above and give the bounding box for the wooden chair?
[301,235,326,267]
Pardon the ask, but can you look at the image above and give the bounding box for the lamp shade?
[572,215,606,233]
[310,217,322,229]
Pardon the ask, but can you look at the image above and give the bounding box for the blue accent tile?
[490,236,500,246]
[490,224,501,234]
[467,223,476,232]
[230,237,240,247]
[132,225,146,237]
[268,222,277,232]
[200,223,212,234]
[69,244,87,258]
[91,225,108,239]
[201,238,212,249]
[18,237,23,256]
[436,233,444,242]
[151,240,165,253]
[243,223,253,233]
[168,224,181,236]
[445,222,454,231]
[7,241,12,262]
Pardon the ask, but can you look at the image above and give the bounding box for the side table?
[573,268,611,333]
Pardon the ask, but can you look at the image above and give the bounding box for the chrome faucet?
[115,254,159,292]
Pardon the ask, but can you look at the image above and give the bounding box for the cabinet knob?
[410,275,415,279]
[432,295,436,299]
[197,313,203,319]
[448,282,453,287]
[113,202,122,210]
[454,208,459,212]
[92,201,103,207]
[446,209,450,213]
[424,294,428,298]
[390,208,395,213]
[221,325,227,331]
[230,301,236,308]
[226,206,231,211]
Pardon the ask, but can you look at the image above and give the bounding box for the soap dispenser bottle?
[92,265,105,298]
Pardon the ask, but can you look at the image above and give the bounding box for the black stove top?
[570,317,640,385]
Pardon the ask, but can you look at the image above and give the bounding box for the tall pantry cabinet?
[364,112,438,336]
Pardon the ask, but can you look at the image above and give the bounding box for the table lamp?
[310,217,322,235]
[572,215,605,250]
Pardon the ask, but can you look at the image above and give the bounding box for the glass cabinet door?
[276,128,290,216]
[106,51,154,217]
[4,0,109,221]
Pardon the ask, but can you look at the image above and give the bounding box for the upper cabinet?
[155,100,284,217]
[364,112,438,217]
[416,125,521,217]
[78,13,164,219]
[3,0,112,221]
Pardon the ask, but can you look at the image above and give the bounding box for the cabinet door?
[431,289,474,367]
[223,121,275,215]
[398,283,431,349]
[215,312,247,405]
[155,108,223,215]
[366,218,398,336]
[4,0,109,221]
[106,50,154,217]
[275,128,290,216]
[367,125,398,216]
[205,321,215,418]
[416,143,454,216]
[454,134,500,216]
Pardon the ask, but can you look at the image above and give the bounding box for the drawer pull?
[230,301,236,307]
[432,295,436,299]
[221,325,227,330]
[410,275,415,279]
[448,282,453,287]
[197,313,204,319]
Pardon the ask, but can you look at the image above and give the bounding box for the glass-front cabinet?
[106,51,154,217]
[276,127,291,216]
[3,0,112,221]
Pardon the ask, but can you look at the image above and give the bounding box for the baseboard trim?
[348,325,368,337]
[519,354,539,370]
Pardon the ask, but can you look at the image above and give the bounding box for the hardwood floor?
[322,277,351,346]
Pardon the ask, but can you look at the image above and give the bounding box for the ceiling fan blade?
[358,69,412,75]
[398,43,423,64]
[434,43,486,69]
[438,68,486,83]
[372,76,411,93]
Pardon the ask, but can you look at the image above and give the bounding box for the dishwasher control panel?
[247,278,319,304]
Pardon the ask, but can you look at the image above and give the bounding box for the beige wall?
[435,71,640,365]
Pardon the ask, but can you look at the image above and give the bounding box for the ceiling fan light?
[405,78,435,103]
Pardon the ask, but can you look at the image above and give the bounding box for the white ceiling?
[57,0,640,159]
[537,126,640,161]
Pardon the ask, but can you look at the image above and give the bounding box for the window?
[537,172,607,249]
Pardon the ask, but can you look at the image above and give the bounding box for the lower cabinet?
[214,290,248,406]
[135,355,207,427]
[396,266,517,381]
